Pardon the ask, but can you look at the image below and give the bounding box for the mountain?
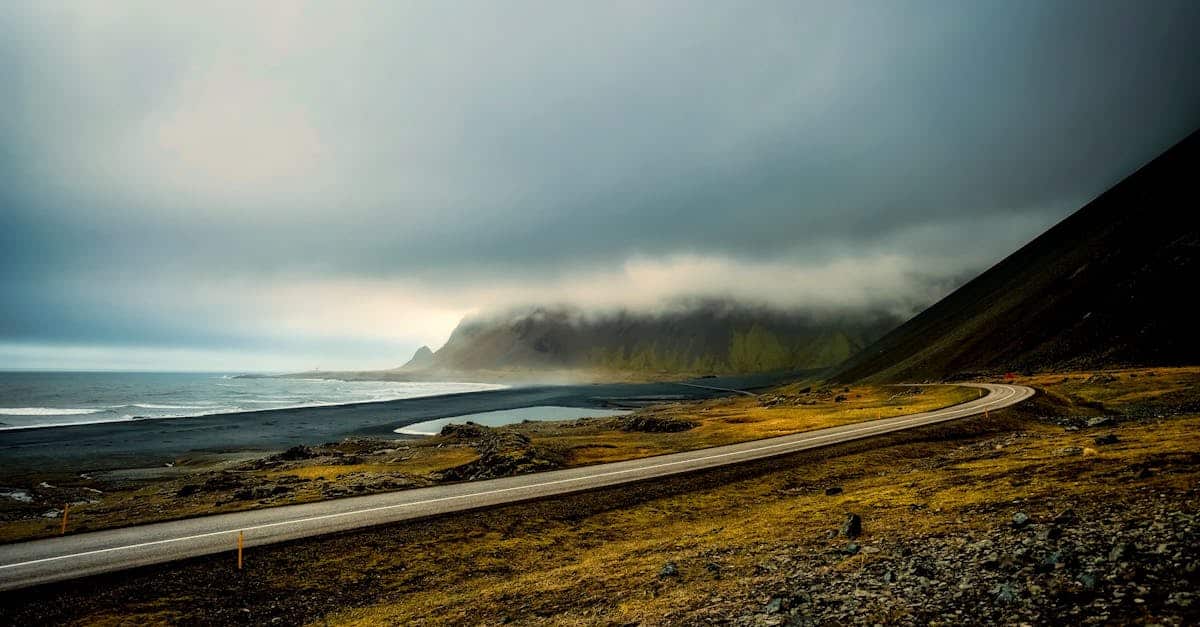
[834,129,1200,383]
[403,302,902,376]
[402,345,435,370]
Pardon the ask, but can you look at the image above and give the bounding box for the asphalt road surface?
[0,383,1033,591]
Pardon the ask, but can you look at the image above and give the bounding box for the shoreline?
[0,373,796,475]
[0,382,509,433]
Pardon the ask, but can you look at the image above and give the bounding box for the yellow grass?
[0,385,975,544]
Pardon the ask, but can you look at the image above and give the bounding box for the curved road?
[0,383,1033,591]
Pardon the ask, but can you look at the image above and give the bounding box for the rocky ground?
[686,489,1198,625]
[669,370,1200,625]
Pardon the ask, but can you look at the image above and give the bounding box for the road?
[0,383,1033,591]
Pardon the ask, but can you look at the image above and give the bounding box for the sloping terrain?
[835,130,1200,382]
[406,302,901,376]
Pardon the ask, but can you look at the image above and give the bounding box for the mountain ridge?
[401,302,903,377]
[834,129,1200,382]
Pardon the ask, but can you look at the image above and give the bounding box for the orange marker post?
[237,531,244,570]
[60,503,69,535]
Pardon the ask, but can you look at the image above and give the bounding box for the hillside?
[402,302,901,376]
[835,129,1200,382]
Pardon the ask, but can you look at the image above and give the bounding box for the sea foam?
[0,407,105,416]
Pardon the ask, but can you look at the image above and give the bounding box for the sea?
[0,371,505,431]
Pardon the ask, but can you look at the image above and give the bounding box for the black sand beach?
[0,374,792,474]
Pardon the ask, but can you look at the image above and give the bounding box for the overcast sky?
[2,1,1199,371]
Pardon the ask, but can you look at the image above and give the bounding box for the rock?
[842,543,861,555]
[1109,542,1133,563]
[1040,551,1065,571]
[622,415,698,433]
[176,484,201,497]
[1086,416,1113,428]
[824,486,844,496]
[1036,525,1062,541]
[1052,508,1076,525]
[840,513,862,538]
[705,562,721,579]
[1085,373,1118,385]
[764,596,788,614]
[659,562,680,579]
[1094,433,1120,445]
[1058,446,1085,457]
[834,395,848,403]
[277,445,320,461]
[439,422,491,439]
[993,583,1018,604]
[1012,512,1031,528]
[201,474,242,491]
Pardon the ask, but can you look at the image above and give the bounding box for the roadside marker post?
[237,531,244,570]
[60,503,69,535]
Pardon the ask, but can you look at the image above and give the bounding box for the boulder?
[277,445,320,461]
[840,513,862,538]
[439,422,491,439]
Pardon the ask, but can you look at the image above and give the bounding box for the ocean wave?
[128,403,219,410]
[0,407,106,416]
[0,381,508,431]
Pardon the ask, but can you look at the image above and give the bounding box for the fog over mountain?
[3,2,1199,370]
[400,301,906,377]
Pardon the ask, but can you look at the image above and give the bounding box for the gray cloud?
[2,1,1200,369]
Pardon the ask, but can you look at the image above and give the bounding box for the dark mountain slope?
[406,302,902,376]
[834,129,1200,382]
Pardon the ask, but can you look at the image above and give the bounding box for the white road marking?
[0,384,1028,573]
